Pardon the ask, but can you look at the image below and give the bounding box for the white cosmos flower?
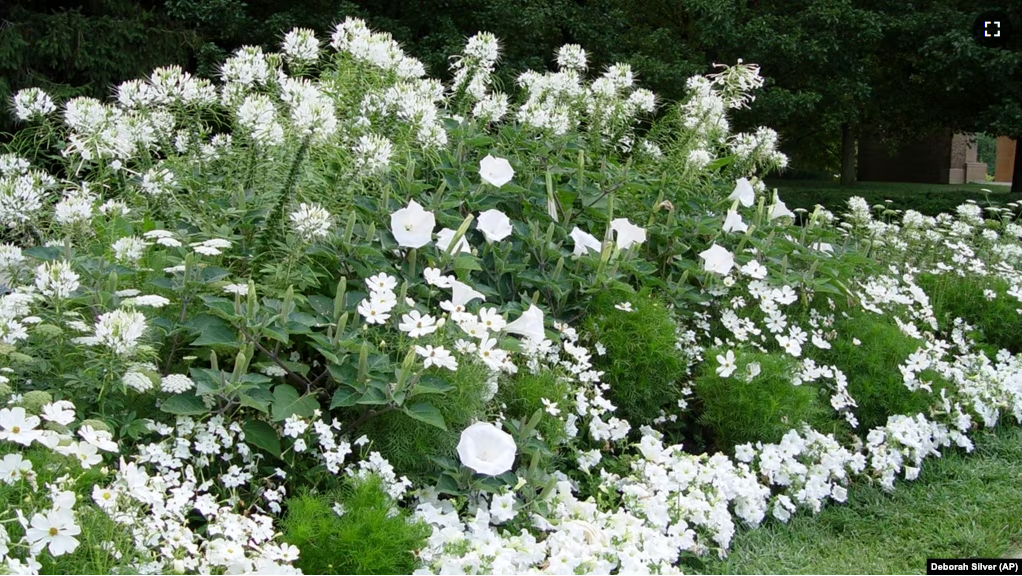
[610,218,646,249]
[716,350,737,377]
[699,244,735,275]
[390,200,435,249]
[25,509,80,556]
[479,155,514,187]
[0,453,33,484]
[435,228,471,254]
[40,401,76,426]
[729,177,755,207]
[570,226,602,256]
[415,345,458,371]
[476,209,513,242]
[398,310,438,338]
[423,267,452,288]
[722,209,748,233]
[457,422,517,476]
[0,406,42,446]
[503,304,545,341]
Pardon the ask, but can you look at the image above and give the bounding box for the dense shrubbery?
[0,18,1019,575]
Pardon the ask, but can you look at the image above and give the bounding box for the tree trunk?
[1013,136,1022,193]
[840,123,856,186]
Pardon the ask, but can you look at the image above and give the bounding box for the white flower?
[569,227,602,256]
[282,27,320,63]
[769,198,794,220]
[479,155,514,187]
[610,218,647,250]
[112,237,148,263]
[0,453,33,484]
[699,244,735,275]
[457,422,517,476]
[13,88,57,121]
[121,295,170,308]
[476,209,513,242]
[390,200,435,249]
[503,304,545,341]
[94,309,147,357]
[423,267,451,288]
[161,374,195,394]
[415,345,458,371]
[436,228,471,254]
[398,310,438,338]
[40,401,76,426]
[35,260,80,299]
[224,283,250,296]
[122,371,154,393]
[0,406,42,446]
[490,491,518,523]
[729,177,755,207]
[366,273,397,293]
[541,398,560,416]
[290,203,332,241]
[723,209,748,233]
[25,509,80,556]
[614,302,633,312]
[741,260,768,279]
[716,350,737,378]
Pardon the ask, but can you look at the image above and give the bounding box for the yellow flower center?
[49,527,59,536]
[11,426,20,434]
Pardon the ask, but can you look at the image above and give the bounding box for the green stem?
[256,137,312,257]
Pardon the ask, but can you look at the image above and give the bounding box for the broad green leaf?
[330,386,359,409]
[402,401,447,430]
[242,420,281,458]
[239,388,274,413]
[160,394,208,416]
[409,375,454,397]
[271,384,319,421]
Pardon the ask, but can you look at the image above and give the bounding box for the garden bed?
[0,20,1020,575]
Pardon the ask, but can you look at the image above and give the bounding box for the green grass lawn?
[689,426,1022,575]
[767,180,1015,217]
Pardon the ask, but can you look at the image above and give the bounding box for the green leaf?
[160,394,208,416]
[330,385,359,409]
[435,472,461,496]
[187,315,239,347]
[239,388,273,413]
[242,420,281,458]
[23,246,62,261]
[271,384,319,421]
[402,401,447,430]
[307,295,335,318]
[410,375,454,397]
[453,255,483,273]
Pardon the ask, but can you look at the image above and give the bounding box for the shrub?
[584,290,685,425]
[816,312,946,431]
[694,350,830,450]
[496,366,572,444]
[358,360,492,480]
[918,273,1022,354]
[281,476,429,575]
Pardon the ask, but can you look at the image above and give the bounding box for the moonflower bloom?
[476,209,513,242]
[457,422,517,476]
[435,228,471,254]
[390,200,435,249]
[570,227,602,256]
[610,218,647,250]
[729,177,755,207]
[502,304,545,341]
[699,244,735,276]
[479,155,514,187]
[769,198,794,220]
[722,210,748,233]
